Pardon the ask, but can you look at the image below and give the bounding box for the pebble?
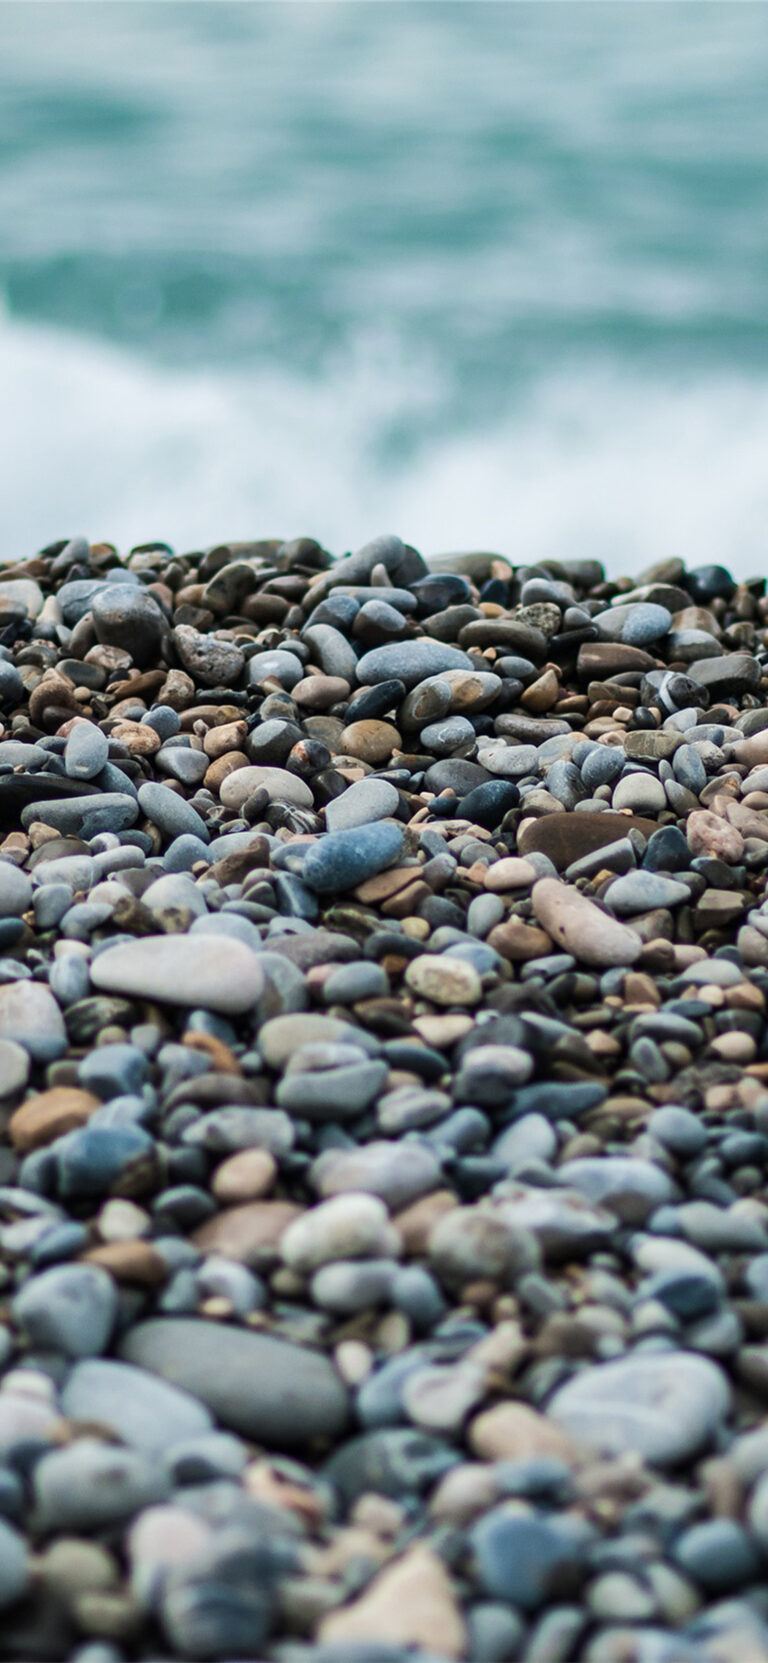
[0,860,32,916]
[531,877,642,967]
[302,821,405,892]
[219,764,313,809]
[136,780,210,843]
[34,1438,170,1531]
[281,1193,400,1272]
[356,640,474,686]
[0,1038,30,1098]
[12,1263,117,1356]
[64,722,110,780]
[119,1318,349,1445]
[405,954,483,1005]
[318,1542,467,1658]
[91,934,264,1013]
[0,1519,29,1610]
[547,1352,730,1464]
[0,980,67,1061]
[471,1505,584,1609]
[91,584,165,667]
[324,776,400,831]
[61,1358,213,1454]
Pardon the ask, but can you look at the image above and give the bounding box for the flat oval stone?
[604,873,690,914]
[259,1012,380,1068]
[405,955,483,1007]
[119,1318,349,1447]
[325,777,399,832]
[547,1351,730,1465]
[531,878,641,968]
[356,641,474,688]
[61,1357,213,1454]
[517,812,657,870]
[137,782,210,844]
[219,766,313,809]
[91,935,264,1014]
[0,1517,29,1611]
[594,602,672,645]
[302,823,405,893]
[64,722,110,781]
[20,791,138,835]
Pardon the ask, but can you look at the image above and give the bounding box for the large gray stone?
[119,1318,349,1448]
[91,934,264,1014]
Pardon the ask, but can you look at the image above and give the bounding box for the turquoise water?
[1,2,768,567]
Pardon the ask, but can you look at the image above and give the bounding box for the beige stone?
[109,721,161,757]
[219,765,313,809]
[430,1462,501,1525]
[317,1543,467,1658]
[293,675,351,709]
[9,1087,101,1153]
[731,732,768,768]
[531,877,642,968]
[212,1149,277,1203]
[469,1401,581,1466]
[354,865,421,903]
[405,955,482,1007]
[483,857,536,892]
[393,1191,459,1256]
[487,916,552,961]
[411,1013,474,1047]
[191,1201,301,1265]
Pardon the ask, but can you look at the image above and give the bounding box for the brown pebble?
[487,917,552,961]
[393,1191,459,1257]
[202,720,248,758]
[339,720,401,765]
[9,1087,101,1153]
[354,866,422,903]
[191,1201,301,1265]
[109,721,161,756]
[83,1241,168,1285]
[293,675,351,710]
[203,752,250,792]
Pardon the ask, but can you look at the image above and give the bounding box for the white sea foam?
[2,306,768,575]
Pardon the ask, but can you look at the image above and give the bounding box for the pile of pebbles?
[2,534,768,1659]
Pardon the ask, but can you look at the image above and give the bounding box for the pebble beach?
[0,530,768,1661]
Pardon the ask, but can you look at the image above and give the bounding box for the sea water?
[1,2,767,570]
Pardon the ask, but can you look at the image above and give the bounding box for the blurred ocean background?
[1,2,768,570]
